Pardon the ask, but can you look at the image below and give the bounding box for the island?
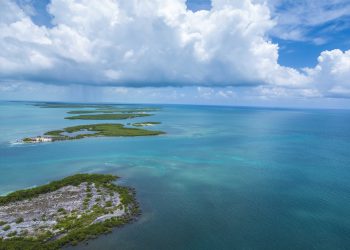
[34,103,115,109]
[23,123,165,143]
[67,108,161,114]
[34,103,161,114]
[21,103,165,143]
[65,114,151,120]
[0,174,140,249]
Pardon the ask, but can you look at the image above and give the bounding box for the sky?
[0,0,350,108]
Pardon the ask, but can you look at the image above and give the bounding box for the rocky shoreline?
[0,174,140,249]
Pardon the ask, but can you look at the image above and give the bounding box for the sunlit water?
[1,101,350,249]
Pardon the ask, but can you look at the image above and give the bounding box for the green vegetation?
[34,103,160,112]
[0,215,136,249]
[0,174,117,205]
[132,122,161,127]
[23,124,164,143]
[57,208,66,213]
[24,103,165,144]
[0,221,6,226]
[7,231,17,237]
[34,103,114,109]
[0,174,140,250]
[20,230,28,236]
[65,113,151,120]
[15,218,24,224]
[3,225,10,231]
[22,138,34,142]
[41,123,165,142]
[67,108,160,114]
[44,130,64,137]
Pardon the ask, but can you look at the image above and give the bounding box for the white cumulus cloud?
[305,49,350,97]
[0,0,349,99]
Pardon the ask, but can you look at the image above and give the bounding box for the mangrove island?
[65,114,151,120]
[23,123,165,143]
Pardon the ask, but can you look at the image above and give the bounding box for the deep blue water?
[1,101,350,249]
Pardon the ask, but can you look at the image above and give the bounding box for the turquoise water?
[1,101,350,249]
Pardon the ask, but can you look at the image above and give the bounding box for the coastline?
[0,174,140,249]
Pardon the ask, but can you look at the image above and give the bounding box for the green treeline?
[0,174,117,205]
[42,123,165,141]
[65,114,151,120]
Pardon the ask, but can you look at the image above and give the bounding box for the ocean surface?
[0,101,350,250]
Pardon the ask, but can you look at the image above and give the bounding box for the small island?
[67,108,161,114]
[23,123,165,143]
[65,113,151,120]
[0,174,140,249]
[34,103,115,109]
[34,103,160,113]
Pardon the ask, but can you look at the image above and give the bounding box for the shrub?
[21,230,28,236]
[7,231,17,237]
[15,217,24,224]
[58,208,66,213]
